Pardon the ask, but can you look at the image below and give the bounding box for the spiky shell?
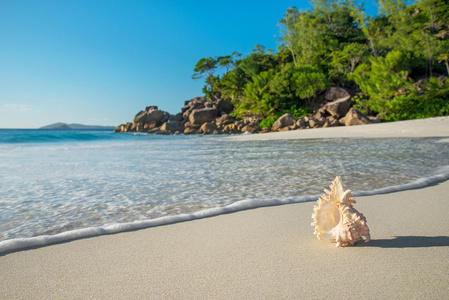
[311,176,370,247]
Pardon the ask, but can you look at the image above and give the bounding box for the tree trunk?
[369,38,378,57]
[289,47,298,68]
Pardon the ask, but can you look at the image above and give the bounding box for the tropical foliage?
[193,0,449,123]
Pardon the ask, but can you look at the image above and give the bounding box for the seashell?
[311,176,370,247]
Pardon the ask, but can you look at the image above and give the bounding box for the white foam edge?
[0,195,317,253]
[1,169,449,253]
[353,166,449,197]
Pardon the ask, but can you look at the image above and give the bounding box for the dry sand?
[1,117,449,299]
[230,116,449,140]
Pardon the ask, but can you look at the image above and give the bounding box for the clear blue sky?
[0,0,377,128]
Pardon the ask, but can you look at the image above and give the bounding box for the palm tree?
[239,70,276,116]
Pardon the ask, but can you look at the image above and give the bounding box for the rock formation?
[267,87,376,131]
[114,86,381,135]
[272,113,296,131]
[114,96,262,135]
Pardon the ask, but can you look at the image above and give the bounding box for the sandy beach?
[1,117,449,299]
[231,115,449,141]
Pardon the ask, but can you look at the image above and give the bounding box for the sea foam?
[1,171,449,253]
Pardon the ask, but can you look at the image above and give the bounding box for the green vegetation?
[193,0,449,122]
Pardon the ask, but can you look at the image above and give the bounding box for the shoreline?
[1,116,449,298]
[230,116,449,140]
[2,180,448,298]
[1,169,449,254]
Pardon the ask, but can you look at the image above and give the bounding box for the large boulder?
[169,114,183,122]
[189,108,218,125]
[199,122,218,134]
[308,117,327,128]
[133,110,147,123]
[324,96,352,118]
[160,120,183,134]
[324,87,353,101]
[216,97,234,114]
[272,113,296,130]
[133,107,167,127]
[183,122,200,134]
[216,114,235,125]
[345,108,372,126]
[145,110,166,125]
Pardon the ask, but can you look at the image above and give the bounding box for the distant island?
[40,123,116,130]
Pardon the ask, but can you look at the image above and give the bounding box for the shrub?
[356,78,449,121]
[350,50,414,116]
[382,94,449,121]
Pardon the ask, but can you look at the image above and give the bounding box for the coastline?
[230,116,449,140]
[1,116,449,298]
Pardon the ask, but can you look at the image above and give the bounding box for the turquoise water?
[1,129,449,247]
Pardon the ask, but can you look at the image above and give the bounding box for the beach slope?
[1,181,448,299]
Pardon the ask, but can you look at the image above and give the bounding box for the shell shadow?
[362,236,449,248]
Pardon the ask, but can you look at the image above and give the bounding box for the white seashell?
[311,176,370,247]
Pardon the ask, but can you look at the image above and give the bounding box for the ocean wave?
[0,129,120,144]
[1,170,448,254]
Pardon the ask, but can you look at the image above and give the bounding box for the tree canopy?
[192,0,449,125]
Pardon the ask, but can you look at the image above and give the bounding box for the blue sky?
[0,0,377,128]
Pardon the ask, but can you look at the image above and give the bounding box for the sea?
[1,128,449,252]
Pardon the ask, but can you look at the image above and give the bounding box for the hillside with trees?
[192,0,449,127]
